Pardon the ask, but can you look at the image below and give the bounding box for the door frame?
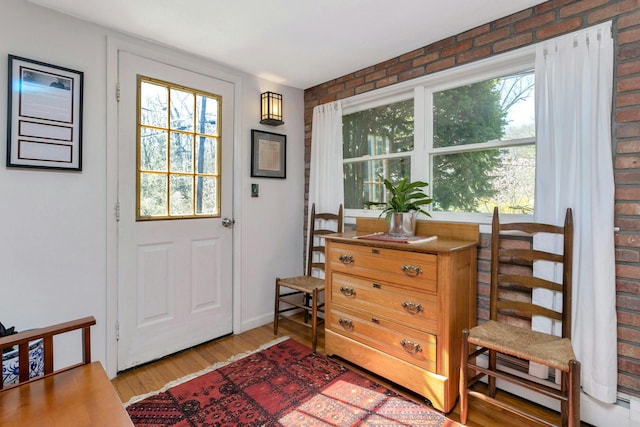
[105,36,244,378]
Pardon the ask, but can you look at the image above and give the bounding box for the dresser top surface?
[325,231,477,253]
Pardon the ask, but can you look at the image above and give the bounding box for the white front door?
[117,51,234,370]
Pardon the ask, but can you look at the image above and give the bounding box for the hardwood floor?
[112,321,584,426]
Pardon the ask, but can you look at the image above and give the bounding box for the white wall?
[1,0,305,376]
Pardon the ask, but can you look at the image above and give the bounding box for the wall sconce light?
[260,91,284,126]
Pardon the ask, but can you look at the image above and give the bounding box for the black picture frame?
[6,55,83,171]
[251,129,286,179]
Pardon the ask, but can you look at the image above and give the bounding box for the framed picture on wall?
[251,129,286,179]
[6,55,84,171]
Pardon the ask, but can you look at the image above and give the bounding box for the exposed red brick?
[617,278,640,294]
[618,9,640,29]
[619,28,640,45]
[617,141,640,154]
[619,297,640,319]
[617,108,640,123]
[398,67,427,82]
[588,0,640,24]
[475,27,511,46]
[375,75,399,89]
[514,11,556,32]
[354,82,375,95]
[494,9,533,28]
[458,46,492,65]
[617,187,640,200]
[618,44,640,62]
[616,203,640,216]
[494,33,534,53]
[345,77,365,89]
[616,156,640,169]
[618,325,640,342]
[616,217,640,231]
[559,0,609,18]
[618,264,640,281]
[399,48,425,62]
[458,24,491,41]
[412,52,440,67]
[536,16,584,40]
[426,57,456,74]
[364,69,386,83]
[442,39,473,57]
[327,83,345,94]
[617,248,640,262]
[426,37,456,53]
[618,358,640,376]
[387,61,413,76]
[618,371,640,392]
[618,310,640,327]
[617,93,640,108]
[618,60,640,78]
[616,233,640,249]
[536,0,574,14]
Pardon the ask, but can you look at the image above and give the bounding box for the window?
[343,98,414,210]
[342,53,535,222]
[431,71,535,214]
[137,77,221,220]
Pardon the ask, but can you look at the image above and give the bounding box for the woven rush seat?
[276,275,324,293]
[468,320,576,372]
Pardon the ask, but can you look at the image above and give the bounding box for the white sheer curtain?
[534,22,617,403]
[309,101,344,213]
[308,102,343,278]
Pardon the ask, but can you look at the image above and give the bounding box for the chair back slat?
[490,207,573,339]
[306,204,343,276]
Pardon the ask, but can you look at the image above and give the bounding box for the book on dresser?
[323,218,479,413]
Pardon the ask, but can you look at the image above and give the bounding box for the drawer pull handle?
[339,318,354,329]
[400,339,422,354]
[339,286,356,297]
[339,254,354,265]
[401,264,423,277]
[402,301,424,314]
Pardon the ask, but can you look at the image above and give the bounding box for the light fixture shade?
[260,91,284,126]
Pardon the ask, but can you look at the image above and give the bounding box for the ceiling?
[28,0,547,89]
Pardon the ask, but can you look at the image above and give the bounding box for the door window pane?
[137,76,221,219]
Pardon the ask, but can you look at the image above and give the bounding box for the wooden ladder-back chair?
[460,207,580,427]
[274,203,343,351]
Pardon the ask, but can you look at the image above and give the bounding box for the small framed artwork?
[251,129,286,179]
[6,55,83,170]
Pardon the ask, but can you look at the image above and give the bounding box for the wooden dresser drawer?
[328,242,437,292]
[329,307,437,372]
[331,272,437,333]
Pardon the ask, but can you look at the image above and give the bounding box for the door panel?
[117,51,234,370]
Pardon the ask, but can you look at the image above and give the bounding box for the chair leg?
[488,349,497,397]
[273,279,280,335]
[460,329,470,425]
[311,288,318,352]
[568,359,581,427]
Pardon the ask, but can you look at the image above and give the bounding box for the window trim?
[342,44,537,226]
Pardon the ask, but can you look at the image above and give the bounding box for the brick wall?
[304,0,640,397]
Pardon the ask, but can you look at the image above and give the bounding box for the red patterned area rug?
[125,337,460,426]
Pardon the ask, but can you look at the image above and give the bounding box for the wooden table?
[0,361,133,426]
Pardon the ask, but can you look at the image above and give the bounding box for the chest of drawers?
[324,222,477,413]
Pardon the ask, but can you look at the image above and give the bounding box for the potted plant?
[365,176,433,236]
